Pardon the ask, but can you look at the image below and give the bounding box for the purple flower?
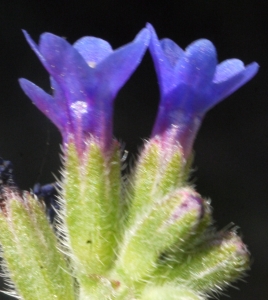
[19,29,150,156]
[147,24,259,158]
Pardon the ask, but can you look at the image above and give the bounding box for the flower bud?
[116,188,206,282]
[154,231,249,295]
[164,198,212,259]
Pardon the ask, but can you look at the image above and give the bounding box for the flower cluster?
[0,24,258,300]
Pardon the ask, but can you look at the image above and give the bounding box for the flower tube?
[147,24,258,158]
[19,29,150,156]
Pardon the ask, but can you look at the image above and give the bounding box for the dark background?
[0,1,267,299]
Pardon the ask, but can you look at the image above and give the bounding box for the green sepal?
[60,139,121,279]
[116,188,204,283]
[0,191,74,300]
[153,231,249,295]
[127,138,186,227]
[140,285,206,300]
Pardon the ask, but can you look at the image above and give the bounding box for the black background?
[0,1,267,299]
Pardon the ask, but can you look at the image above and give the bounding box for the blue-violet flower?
[147,24,259,158]
[19,29,150,156]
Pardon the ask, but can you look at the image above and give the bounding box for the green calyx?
[0,138,250,300]
[0,190,74,300]
[59,139,122,297]
[115,188,204,283]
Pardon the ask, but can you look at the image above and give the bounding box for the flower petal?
[49,76,73,124]
[175,39,217,91]
[19,78,67,132]
[147,23,176,95]
[38,32,95,102]
[22,30,45,64]
[73,37,113,65]
[160,38,184,67]
[152,83,206,136]
[95,28,150,99]
[213,59,245,83]
[49,76,66,109]
[23,30,95,102]
[208,62,259,111]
